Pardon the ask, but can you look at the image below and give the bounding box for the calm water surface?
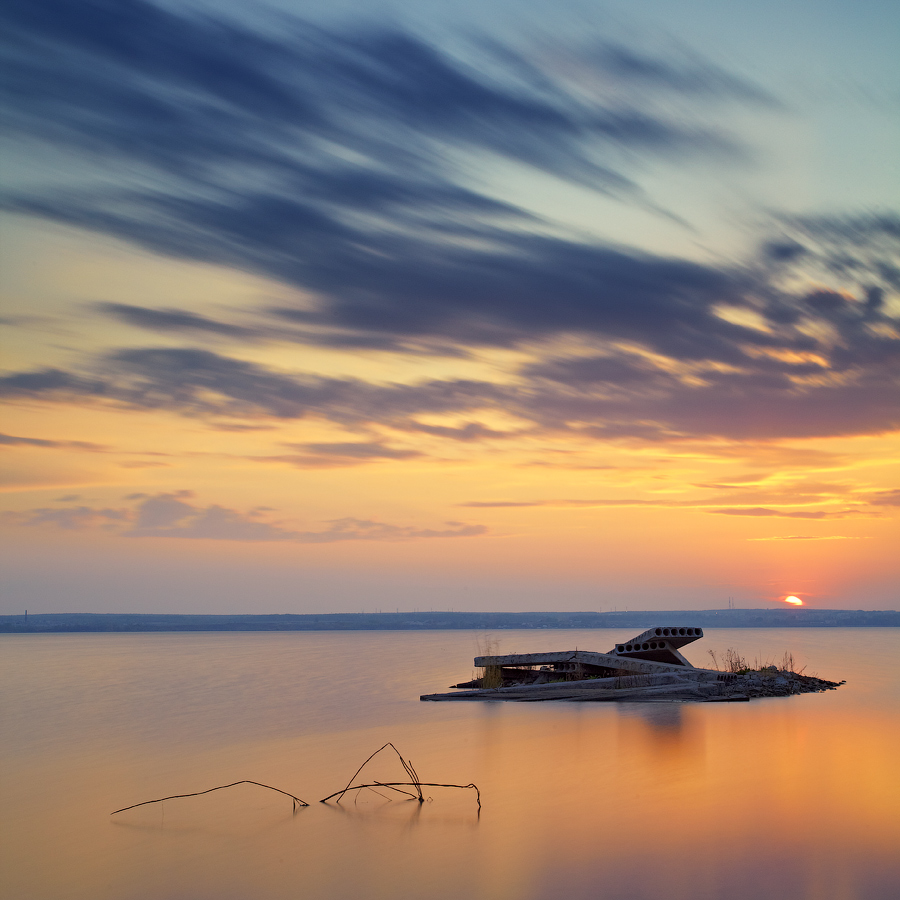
[2,628,899,900]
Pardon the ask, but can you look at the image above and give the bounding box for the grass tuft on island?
[704,648,844,699]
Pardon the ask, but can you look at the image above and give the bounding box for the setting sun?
[784,596,804,606]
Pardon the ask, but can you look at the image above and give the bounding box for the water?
[2,628,898,900]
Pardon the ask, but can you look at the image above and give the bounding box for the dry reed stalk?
[710,647,804,676]
[722,647,749,673]
[476,634,502,689]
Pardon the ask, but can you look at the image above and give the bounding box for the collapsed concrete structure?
[420,627,843,702]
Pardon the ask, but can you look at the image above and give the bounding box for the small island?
[421,626,844,702]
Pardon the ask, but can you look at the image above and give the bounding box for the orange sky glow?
[1,2,898,614]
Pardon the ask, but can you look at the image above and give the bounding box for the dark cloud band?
[1,1,898,443]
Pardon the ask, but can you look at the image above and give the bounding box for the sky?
[1,0,898,614]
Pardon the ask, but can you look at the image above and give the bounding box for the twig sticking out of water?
[320,742,481,810]
[110,781,309,816]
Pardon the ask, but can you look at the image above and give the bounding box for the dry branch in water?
[110,743,480,817]
[110,780,309,816]
[320,781,482,809]
[320,742,481,810]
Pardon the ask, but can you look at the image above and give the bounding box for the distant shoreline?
[1,609,897,632]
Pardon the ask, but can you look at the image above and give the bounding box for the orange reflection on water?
[2,631,899,900]
[462,700,900,899]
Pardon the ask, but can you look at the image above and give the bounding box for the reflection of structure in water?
[625,701,685,734]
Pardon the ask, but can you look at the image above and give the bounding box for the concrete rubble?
[420,626,844,702]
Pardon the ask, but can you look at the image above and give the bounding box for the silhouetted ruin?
[421,626,844,702]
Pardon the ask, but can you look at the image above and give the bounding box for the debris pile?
[729,666,844,699]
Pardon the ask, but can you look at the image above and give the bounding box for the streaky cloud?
[868,489,900,507]
[255,441,423,467]
[2,492,488,543]
[2,315,899,441]
[1,0,774,366]
[586,41,780,105]
[1,2,898,444]
[747,535,865,541]
[286,442,421,460]
[0,347,503,423]
[95,303,258,338]
[290,518,488,543]
[711,507,870,519]
[3,506,129,529]
[0,431,109,451]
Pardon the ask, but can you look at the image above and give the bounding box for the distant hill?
[1,608,897,632]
